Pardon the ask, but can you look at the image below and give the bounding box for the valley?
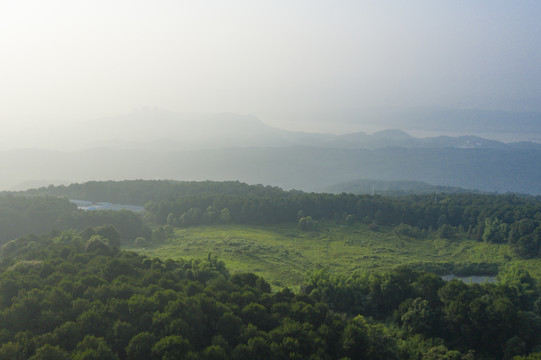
[128,221,540,289]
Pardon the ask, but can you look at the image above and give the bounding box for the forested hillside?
[0,228,540,359]
[322,179,475,196]
[11,180,541,259]
[0,195,150,246]
[19,180,291,206]
[3,180,541,358]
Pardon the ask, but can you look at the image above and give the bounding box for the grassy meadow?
[128,221,541,289]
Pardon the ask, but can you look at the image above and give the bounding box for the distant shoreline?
[69,199,145,213]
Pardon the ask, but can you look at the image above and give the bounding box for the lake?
[70,199,145,213]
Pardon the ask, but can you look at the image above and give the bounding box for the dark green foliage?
[59,210,151,244]
[72,335,118,360]
[21,180,290,206]
[152,335,191,360]
[341,315,370,359]
[400,298,436,335]
[0,195,149,247]
[437,224,457,239]
[7,227,537,359]
[125,332,155,360]
[508,219,541,258]
[0,228,406,359]
[28,344,71,360]
[298,216,315,231]
[9,180,541,258]
[4,181,541,358]
[0,341,20,360]
[84,235,115,255]
[202,344,228,360]
[133,237,148,248]
[421,345,473,360]
[482,217,509,243]
[128,181,541,257]
[395,223,424,238]
[515,353,541,360]
[0,196,76,245]
[303,265,541,359]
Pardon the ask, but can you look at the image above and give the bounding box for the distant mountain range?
[3,109,541,194]
[294,107,541,143]
[19,108,540,151]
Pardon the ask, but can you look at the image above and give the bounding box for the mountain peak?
[371,129,412,140]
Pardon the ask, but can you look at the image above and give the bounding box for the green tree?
[166,213,177,226]
[342,316,370,359]
[72,336,118,360]
[231,337,271,360]
[53,321,81,351]
[438,224,456,239]
[401,298,435,335]
[219,208,231,223]
[422,345,471,360]
[125,332,156,360]
[503,336,526,360]
[134,236,148,247]
[201,344,228,360]
[483,217,505,243]
[508,219,541,258]
[94,225,121,247]
[28,345,70,360]
[84,235,113,255]
[298,216,315,231]
[152,335,191,360]
[0,342,20,360]
[514,353,541,360]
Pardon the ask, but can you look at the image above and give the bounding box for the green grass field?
[127,221,541,289]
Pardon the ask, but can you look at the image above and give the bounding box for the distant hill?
[14,180,291,206]
[322,179,476,196]
[72,110,541,151]
[10,108,541,152]
[315,107,541,143]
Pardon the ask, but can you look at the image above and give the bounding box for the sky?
[1,0,541,138]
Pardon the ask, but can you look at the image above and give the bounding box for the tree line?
[145,190,541,258]
[5,180,541,258]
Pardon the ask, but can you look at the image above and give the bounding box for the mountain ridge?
[6,108,541,151]
[3,109,541,194]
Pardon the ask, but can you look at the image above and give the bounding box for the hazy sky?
[1,0,541,134]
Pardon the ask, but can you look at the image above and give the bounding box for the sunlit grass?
[127,221,541,289]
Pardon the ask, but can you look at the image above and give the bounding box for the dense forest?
[5,180,541,259]
[2,180,541,358]
[18,180,292,206]
[0,195,150,247]
[0,228,540,359]
[144,189,541,259]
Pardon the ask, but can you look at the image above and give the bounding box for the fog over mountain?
[2,2,541,194]
[293,108,541,143]
[71,107,541,149]
[2,109,541,195]
[3,108,541,152]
